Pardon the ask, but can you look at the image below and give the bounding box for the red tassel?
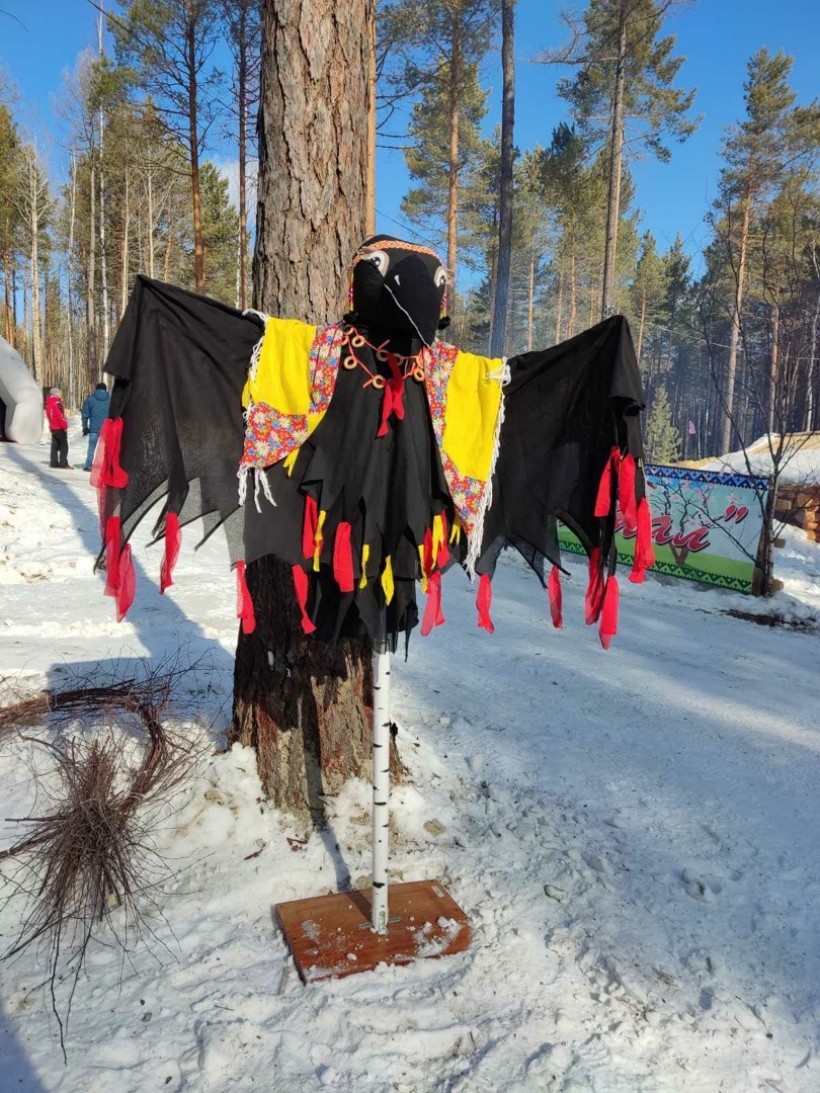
[618,453,637,530]
[548,566,563,629]
[104,515,122,598]
[115,544,136,622]
[422,528,434,577]
[235,561,256,635]
[599,575,619,650]
[333,521,355,593]
[291,565,316,634]
[584,547,605,625]
[594,447,620,518]
[377,384,394,438]
[476,573,495,634]
[421,571,445,636]
[301,495,318,559]
[629,497,655,583]
[91,417,129,491]
[160,512,181,593]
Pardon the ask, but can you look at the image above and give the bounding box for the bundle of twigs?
[0,661,202,1058]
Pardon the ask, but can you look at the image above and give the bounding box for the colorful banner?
[558,463,771,593]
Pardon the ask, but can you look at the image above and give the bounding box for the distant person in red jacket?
[45,387,72,469]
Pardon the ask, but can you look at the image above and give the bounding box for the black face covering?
[348,235,448,346]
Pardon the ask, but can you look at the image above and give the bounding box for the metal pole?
[371,649,390,933]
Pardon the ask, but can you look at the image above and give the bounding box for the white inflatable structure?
[0,335,43,444]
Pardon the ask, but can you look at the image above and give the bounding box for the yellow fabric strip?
[283,450,299,477]
[432,514,445,565]
[450,522,461,545]
[442,350,504,482]
[312,510,327,572]
[381,556,394,604]
[359,544,370,589]
[242,317,317,412]
[418,544,428,592]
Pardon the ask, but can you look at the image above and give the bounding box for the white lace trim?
[464,359,510,580]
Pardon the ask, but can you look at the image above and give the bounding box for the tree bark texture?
[600,3,627,320]
[237,2,249,310]
[233,0,386,818]
[490,0,515,357]
[187,19,205,293]
[251,0,373,322]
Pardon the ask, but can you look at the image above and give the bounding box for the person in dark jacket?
[81,382,110,471]
[45,387,71,469]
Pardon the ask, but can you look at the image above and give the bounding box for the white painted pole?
[371,649,391,933]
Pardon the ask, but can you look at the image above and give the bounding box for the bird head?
[346,235,449,347]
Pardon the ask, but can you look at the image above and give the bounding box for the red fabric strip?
[629,496,655,584]
[422,528,434,578]
[91,417,129,491]
[301,495,318,559]
[476,572,495,634]
[618,453,637,530]
[594,447,620,518]
[160,512,181,594]
[333,521,355,593]
[599,575,620,650]
[387,354,405,422]
[104,515,122,598]
[548,565,563,629]
[235,560,257,635]
[584,546,605,625]
[116,544,136,622]
[377,384,394,438]
[421,571,445,636]
[291,564,316,634]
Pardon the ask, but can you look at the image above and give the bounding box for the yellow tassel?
[381,556,395,604]
[432,513,445,563]
[450,521,461,545]
[418,544,428,593]
[283,449,299,477]
[312,510,327,572]
[359,543,370,589]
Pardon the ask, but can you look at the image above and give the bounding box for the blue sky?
[1,0,818,277]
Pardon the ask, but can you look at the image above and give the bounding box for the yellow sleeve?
[242,317,318,413]
[442,351,504,482]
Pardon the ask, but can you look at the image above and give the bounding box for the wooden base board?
[276,880,471,984]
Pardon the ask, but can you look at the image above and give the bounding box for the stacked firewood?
[775,484,820,543]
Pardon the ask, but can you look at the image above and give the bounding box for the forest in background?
[0,0,818,461]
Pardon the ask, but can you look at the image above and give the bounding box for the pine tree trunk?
[721,193,750,453]
[767,301,779,434]
[29,169,42,387]
[232,0,385,817]
[366,5,377,237]
[446,18,461,312]
[120,166,130,318]
[637,291,646,364]
[238,4,249,310]
[554,269,563,343]
[187,21,205,293]
[490,0,515,357]
[88,161,97,379]
[527,248,535,351]
[600,2,627,319]
[2,228,12,344]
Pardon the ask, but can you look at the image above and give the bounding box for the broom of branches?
[0,660,204,1060]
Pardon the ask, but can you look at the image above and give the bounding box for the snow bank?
[704,434,820,486]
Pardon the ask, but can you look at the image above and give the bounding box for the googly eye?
[434,265,448,289]
[362,249,389,276]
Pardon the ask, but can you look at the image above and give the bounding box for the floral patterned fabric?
[239,322,345,472]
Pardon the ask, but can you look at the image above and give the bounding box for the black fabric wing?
[478,315,646,582]
[101,276,262,560]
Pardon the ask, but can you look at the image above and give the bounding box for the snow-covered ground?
[1,421,820,1093]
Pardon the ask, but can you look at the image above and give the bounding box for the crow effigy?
[93,234,654,650]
